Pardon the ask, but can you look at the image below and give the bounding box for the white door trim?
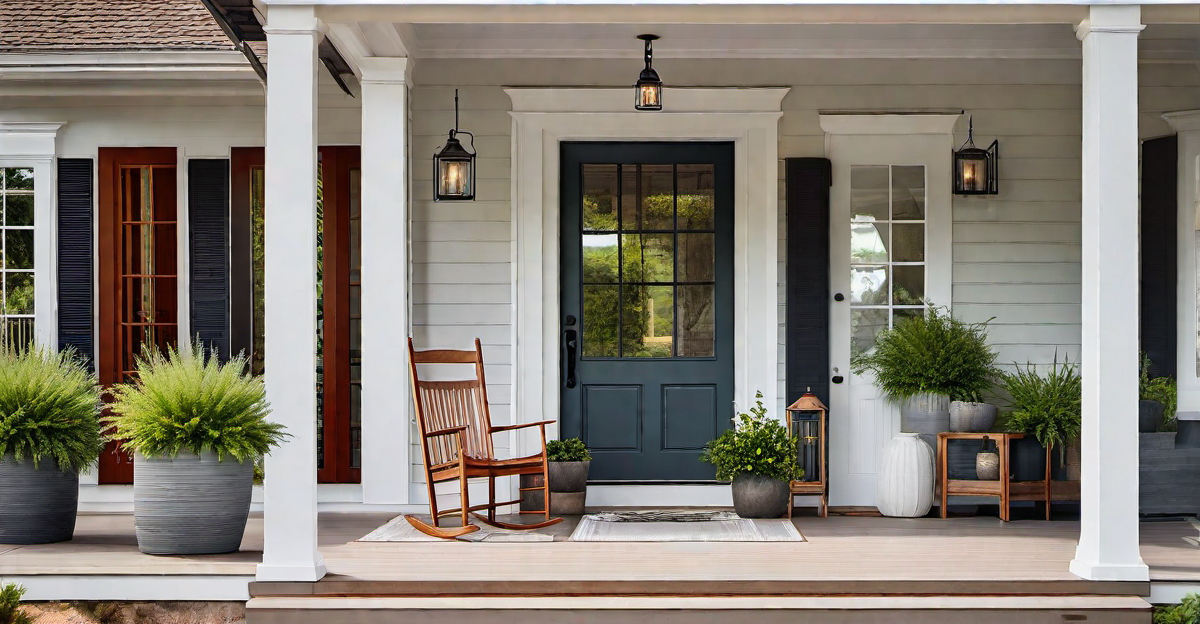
[506,88,787,493]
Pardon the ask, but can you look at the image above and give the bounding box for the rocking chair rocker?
[406,338,563,538]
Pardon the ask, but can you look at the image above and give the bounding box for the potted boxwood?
[1000,354,1081,482]
[106,342,286,555]
[0,347,102,544]
[546,437,591,515]
[851,306,1000,440]
[1140,354,1177,433]
[700,391,803,518]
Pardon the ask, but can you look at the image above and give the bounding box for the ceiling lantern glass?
[953,116,999,195]
[634,34,663,111]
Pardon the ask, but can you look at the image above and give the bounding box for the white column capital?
[1075,4,1144,41]
[262,4,322,36]
[358,56,412,86]
[1164,110,1200,134]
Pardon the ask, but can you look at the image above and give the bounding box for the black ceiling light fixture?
[433,89,476,201]
[634,34,663,111]
[953,116,999,195]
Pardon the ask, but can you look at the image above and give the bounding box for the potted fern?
[0,347,102,544]
[106,342,286,555]
[700,391,803,518]
[851,306,999,439]
[1000,354,1082,482]
[546,437,591,515]
[1140,354,1177,433]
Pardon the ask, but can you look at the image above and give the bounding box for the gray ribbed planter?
[901,393,950,449]
[949,401,998,432]
[547,460,590,493]
[134,451,253,555]
[0,455,78,544]
[1139,400,1165,433]
[731,473,789,518]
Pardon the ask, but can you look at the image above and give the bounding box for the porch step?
[245,594,1152,624]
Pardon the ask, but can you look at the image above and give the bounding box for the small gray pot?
[950,401,998,432]
[901,393,950,449]
[731,473,789,519]
[1139,400,1165,433]
[547,460,590,493]
[134,451,253,555]
[0,455,78,544]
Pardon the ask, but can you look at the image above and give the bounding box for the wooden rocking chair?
[405,338,563,538]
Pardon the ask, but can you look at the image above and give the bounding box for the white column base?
[1069,559,1150,582]
[256,558,328,583]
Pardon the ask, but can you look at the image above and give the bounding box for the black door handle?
[564,329,578,389]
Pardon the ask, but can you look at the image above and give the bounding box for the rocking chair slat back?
[409,338,496,466]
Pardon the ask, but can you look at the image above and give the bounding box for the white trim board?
[506,87,786,502]
[0,575,253,602]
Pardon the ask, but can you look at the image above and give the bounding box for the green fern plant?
[105,342,287,462]
[1000,354,1081,458]
[850,305,999,403]
[1141,353,1178,429]
[547,438,591,462]
[0,582,32,624]
[0,346,102,473]
[700,391,803,483]
[1154,593,1200,624]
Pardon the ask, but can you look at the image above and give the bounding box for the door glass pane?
[622,233,673,283]
[677,164,714,230]
[893,265,925,305]
[852,308,888,356]
[678,233,714,282]
[3,168,32,190]
[891,223,924,262]
[4,230,32,269]
[583,164,618,231]
[634,164,674,231]
[891,166,926,220]
[583,234,619,283]
[583,284,619,357]
[851,221,888,263]
[5,194,32,227]
[622,284,674,358]
[3,272,33,315]
[851,265,888,305]
[851,166,889,222]
[678,284,714,357]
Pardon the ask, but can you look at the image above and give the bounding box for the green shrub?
[1154,593,1200,624]
[700,391,803,483]
[1141,353,1178,429]
[1000,354,1081,457]
[850,305,999,403]
[547,437,591,462]
[105,342,286,462]
[0,346,102,473]
[0,582,32,624]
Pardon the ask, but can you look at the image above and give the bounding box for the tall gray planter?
[0,455,78,544]
[1139,400,1164,433]
[949,401,998,432]
[134,451,253,555]
[901,393,950,449]
[547,460,589,515]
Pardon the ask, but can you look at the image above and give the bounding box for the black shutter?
[57,158,94,367]
[1140,136,1177,379]
[188,159,231,360]
[785,158,832,406]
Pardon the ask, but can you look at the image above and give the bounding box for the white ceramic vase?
[877,433,935,518]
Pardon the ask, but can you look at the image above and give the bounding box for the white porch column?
[359,57,412,504]
[257,4,325,582]
[1071,4,1149,582]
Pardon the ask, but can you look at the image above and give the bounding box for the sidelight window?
[0,168,34,350]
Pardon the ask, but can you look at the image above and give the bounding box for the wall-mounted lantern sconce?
[433,89,476,201]
[953,116,998,195]
[634,34,663,111]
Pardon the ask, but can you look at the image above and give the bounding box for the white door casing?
[823,114,956,507]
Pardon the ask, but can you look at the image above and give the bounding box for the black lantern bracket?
[634,34,663,111]
[953,116,999,196]
[433,88,477,201]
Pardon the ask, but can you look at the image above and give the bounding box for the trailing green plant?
[0,582,32,624]
[1000,353,1081,458]
[850,305,999,403]
[0,345,103,473]
[105,341,287,462]
[547,437,592,462]
[1154,593,1200,624]
[1141,353,1178,429]
[700,391,803,483]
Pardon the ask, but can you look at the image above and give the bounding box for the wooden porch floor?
[2,511,1196,590]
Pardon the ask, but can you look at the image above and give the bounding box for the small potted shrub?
[1000,354,1082,482]
[106,342,286,555]
[0,347,102,544]
[851,306,999,439]
[700,391,803,518]
[1140,354,1177,433]
[546,437,591,515]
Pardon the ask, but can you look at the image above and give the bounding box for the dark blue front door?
[559,142,735,482]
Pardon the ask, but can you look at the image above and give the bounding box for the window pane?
[893,265,925,305]
[629,164,673,231]
[582,233,619,283]
[622,233,672,283]
[851,166,889,222]
[3,272,33,315]
[623,284,674,358]
[851,221,888,263]
[5,230,33,269]
[677,164,714,230]
[583,164,618,231]
[891,223,925,262]
[851,265,888,305]
[852,308,888,357]
[891,165,925,220]
[4,168,33,191]
[583,285,619,357]
[4,194,33,227]
[678,233,714,282]
[678,284,714,357]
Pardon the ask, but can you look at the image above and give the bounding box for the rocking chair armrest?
[490,420,554,433]
[427,425,469,438]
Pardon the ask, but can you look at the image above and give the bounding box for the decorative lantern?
[786,389,828,518]
[433,89,476,201]
[953,116,999,195]
[634,34,663,111]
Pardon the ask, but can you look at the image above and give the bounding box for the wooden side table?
[937,432,1022,522]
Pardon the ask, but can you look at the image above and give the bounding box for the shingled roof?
[0,0,234,53]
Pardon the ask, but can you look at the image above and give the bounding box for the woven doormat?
[569,511,805,542]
